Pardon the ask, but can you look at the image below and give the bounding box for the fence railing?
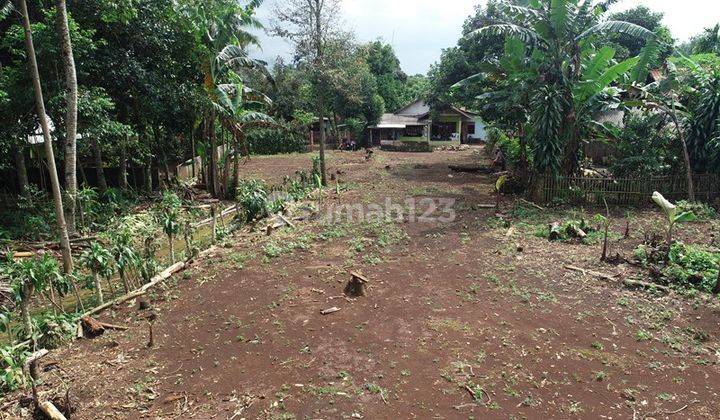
[536,174,720,205]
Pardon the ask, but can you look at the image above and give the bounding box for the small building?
[368,99,487,149]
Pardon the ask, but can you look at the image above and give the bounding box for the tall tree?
[56,0,79,234]
[16,0,73,273]
[274,0,343,186]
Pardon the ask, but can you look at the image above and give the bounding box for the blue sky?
[249,0,720,76]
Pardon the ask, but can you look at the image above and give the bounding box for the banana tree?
[652,192,696,246]
[214,79,274,196]
[175,0,265,198]
[460,0,655,176]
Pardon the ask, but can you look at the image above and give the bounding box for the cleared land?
[10,148,720,419]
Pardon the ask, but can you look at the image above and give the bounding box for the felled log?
[344,272,369,297]
[566,224,587,239]
[549,223,563,241]
[38,401,67,420]
[321,307,341,315]
[81,261,185,319]
[565,265,670,293]
[448,164,493,174]
[623,278,670,293]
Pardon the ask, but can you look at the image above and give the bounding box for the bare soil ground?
[4,148,720,419]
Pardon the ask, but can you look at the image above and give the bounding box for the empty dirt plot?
[6,148,720,419]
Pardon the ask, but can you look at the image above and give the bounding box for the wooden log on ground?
[448,164,493,174]
[80,261,186,319]
[549,223,563,241]
[24,349,49,371]
[623,278,670,293]
[38,401,67,420]
[566,224,587,239]
[565,265,616,281]
[565,265,670,293]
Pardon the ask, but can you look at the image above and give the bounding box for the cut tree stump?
[344,272,369,297]
[80,317,106,337]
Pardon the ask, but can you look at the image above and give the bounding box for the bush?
[664,242,720,292]
[610,114,675,177]
[485,127,528,167]
[247,122,307,155]
[236,179,269,222]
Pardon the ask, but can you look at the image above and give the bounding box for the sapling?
[79,242,114,304]
[593,199,612,262]
[159,191,182,263]
[651,192,696,247]
[495,175,508,210]
[109,227,137,293]
[1,254,58,351]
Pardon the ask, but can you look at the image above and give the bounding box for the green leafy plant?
[107,225,138,293]
[1,253,60,342]
[158,191,182,263]
[652,192,696,246]
[79,242,115,304]
[236,179,269,223]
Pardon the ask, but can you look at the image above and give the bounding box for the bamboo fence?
[536,174,720,206]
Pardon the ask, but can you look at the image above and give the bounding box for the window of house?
[403,125,423,137]
[468,123,476,135]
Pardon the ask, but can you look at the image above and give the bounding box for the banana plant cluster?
[453,0,656,177]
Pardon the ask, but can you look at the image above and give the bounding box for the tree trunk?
[120,268,130,294]
[669,103,696,203]
[209,112,219,197]
[144,162,153,193]
[13,145,29,192]
[168,233,175,264]
[314,0,327,186]
[190,129,196,178]
[119,138,128,190]
[18,0,74,274]
[92,271,104,305]
[233,129,243,194]
[20,285,34,342]
[57,0,79,236]
[91,137,108,194]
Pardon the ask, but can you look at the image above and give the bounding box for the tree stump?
[80,316,105,338]
[344,272,369,297]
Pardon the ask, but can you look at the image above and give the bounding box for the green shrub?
[237,179,269,222]
[676,200,717,220]
[664,242,720,292]
[247,122,307,155]
[485,127,529,167]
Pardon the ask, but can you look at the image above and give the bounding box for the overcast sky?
[250,0,720,76]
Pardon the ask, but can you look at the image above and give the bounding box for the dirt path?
[7,148,720,419]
